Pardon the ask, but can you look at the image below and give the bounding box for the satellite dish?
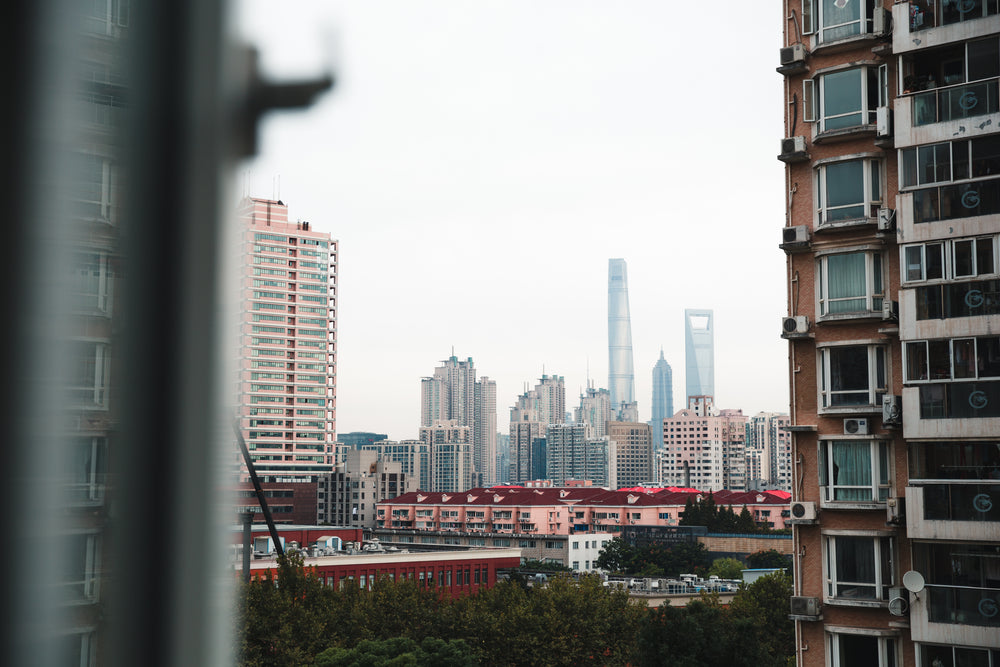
[902,570,925,593]
[888,596,908,616]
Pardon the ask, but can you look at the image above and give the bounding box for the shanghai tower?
[608,259,635,415]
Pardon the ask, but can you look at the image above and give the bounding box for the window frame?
[818,250,885,317]
[804,67,884,133]
[827,630,898,667]
[816,157,884,226]
[802,0,880,44]
[823,533,896,604]
[904,335,1000,383]
[819,343,889,410]
[818,439,892,504]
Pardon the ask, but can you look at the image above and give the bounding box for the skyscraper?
[420,354,496,486]
[576,385,612,439]
[237,197,338,479]
[608,259,636,417]
[684,309,714,404]
[650,350,674,449]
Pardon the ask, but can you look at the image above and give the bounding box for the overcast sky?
[233,1,790,441]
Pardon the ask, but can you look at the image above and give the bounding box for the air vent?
[844,418,869,435]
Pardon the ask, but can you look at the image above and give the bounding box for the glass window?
[819,252,883,315]
[830,633,897,667]
[820,0,863,42]
[825,535,894,601]
[818,159,882,224]
[820,440,891,502]
[821,345,887,407]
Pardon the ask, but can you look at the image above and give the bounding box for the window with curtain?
[825,534,893,600]
[820,440,890,501]
[819,251,883,315]
[829,633,897,667]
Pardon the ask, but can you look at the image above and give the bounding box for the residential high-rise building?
[419,420,472,493]
[576,385,612,439]
[474,377,497,486]
[535,374,566,427]
[608,259,636,417]
[420,354,496,486]
[360,440,431,493]
[781,4,1000,664]
[496,432,510,485]
[745,412,791,491]
[236,197,338,479]
[655,408,747,492]
[509,388,545,484]
[684,309,714,404]
[650,350,674,449]
[606,421,653,488]
[546,424,611,487]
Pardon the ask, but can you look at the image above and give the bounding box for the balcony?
[893,1,1000,55]
[905,483,1000,541]
[909,584,1000,649]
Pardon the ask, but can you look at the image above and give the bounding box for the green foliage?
[680,494,773,533]
[312,637,478,667]
[237,559,644,667]
[596,537,711,577]
[729,571,795,663]
[708,557,745,580]
[746,548,792,571]
[518,559,573,572]
[637,576,793,667]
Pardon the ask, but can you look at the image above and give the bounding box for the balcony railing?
[921,483,1000,522]
[911,78,1000,127]
[925,584,1000,628]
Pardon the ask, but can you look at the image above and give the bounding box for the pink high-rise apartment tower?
[236,197,338,479]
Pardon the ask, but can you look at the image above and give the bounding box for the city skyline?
[234,1,788,441]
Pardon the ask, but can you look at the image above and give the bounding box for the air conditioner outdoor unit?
[779,43,808,66]
[877,106,893,137]
[782,225,810,246]
[789,595,821,618]
[781,315,810,337]
[789,501,817,521]
[888,587,908,616]
[883,394,902,425]
[781,135,807,155]
[873,7,889,35]
[886,497,905,525]
[844,418,869,435]
[877,206,896,231]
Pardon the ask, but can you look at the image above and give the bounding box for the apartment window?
[918,644,1000,667]
[819,345,887,408]
[72,252,115,314]
[816,158,883,225]
[802,0,881,43]
[62,532,101,602]
[905,336,1000,382]
[819,440,890,502]
[828,632,897,667]
[818,251,883,315]
[67,341,111,409]
[825,534,894,601]
[804,68,884,132]
[72,152,116,221]
[907,36,1000,126]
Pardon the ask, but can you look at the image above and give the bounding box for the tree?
[595,537,634,573]
[745,548,791,571]
[312,637,478,667]
[736,506,758,533]
[708,557,745,580]
[729,571,795,665]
